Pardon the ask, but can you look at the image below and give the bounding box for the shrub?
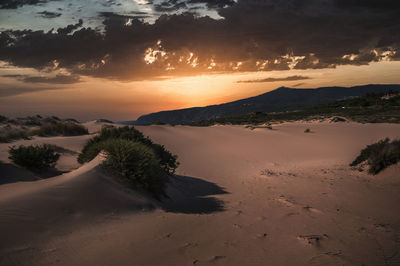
[0,128,30,143]
[0,115,7,123]
[96,119,113,123]
[65,118,79,123]
[78,126,179,197]
[78,126,178,174]
[22,116,42,126]
[8,144,60,172]
[77,140,105,164]
[350,138,400,174]
[31,122,88,136]
[101,139,168,198]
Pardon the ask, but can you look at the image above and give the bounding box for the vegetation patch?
[96,119,113,123]
[0,115,88,142]
[31,121,88,136]
[350,138,400,174]
[186,92,400,126]
[8,144,60,173]
[0,115,8,123]
[0,127,30,143]
[245,125,273,130]
[102,139,168,198]
[78,126,179,198]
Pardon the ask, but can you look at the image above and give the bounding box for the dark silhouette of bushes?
[187,92,400,126]
[350,138,400,174]
[0,115,87,142]
[8,144,60,173]
[65,118,79,123]
[31,122,88,136]
[96,119,113,123]
[0,129,30,143]
[78,126,179,197]
[0,115,8,123]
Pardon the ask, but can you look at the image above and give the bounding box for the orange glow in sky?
[1,61,400,121]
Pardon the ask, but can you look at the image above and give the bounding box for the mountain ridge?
[127,84,400,125]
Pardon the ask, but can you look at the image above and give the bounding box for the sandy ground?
[0,121,400,266]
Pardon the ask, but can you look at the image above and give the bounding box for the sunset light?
[1,1,400,265]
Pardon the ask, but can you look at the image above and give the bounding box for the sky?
[0,0,399,121]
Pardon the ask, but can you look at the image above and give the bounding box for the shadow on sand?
[0,161,65,185]
[161,175,228,214]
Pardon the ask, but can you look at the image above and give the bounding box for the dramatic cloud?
[0,0,399,81]
[0,83,60,97]
[37,11,62,19]
[0,0,52,9]
[98,11,150,20]
[154,0,234,11]
[154,0,188,12]
[187,0,235,9]
[2,74,81,84]
[237,76,311,83]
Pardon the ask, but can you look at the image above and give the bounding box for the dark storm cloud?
[99,11,150,20]
[102,0,122,7]
[154,0,188,12]
[0,0,399,81]
[187,0,235,8]
[37,11,62,19]
[154,0,234,11]
[23,74,80,84]
[56,19,83,35]
[334,0,400,9]
[237,76,311,83]
[0,83,59,97]
[0,0,52,9]
[2,74,81,84]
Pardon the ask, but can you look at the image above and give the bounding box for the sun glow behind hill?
[1,61,400,120]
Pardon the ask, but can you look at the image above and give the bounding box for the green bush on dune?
[31,121,88,136]
[8,144,60,173]
[78,126,179,198]
[102,139,168,197]
[350,138,400,174]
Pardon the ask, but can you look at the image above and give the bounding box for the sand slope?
[1,121,400,266]
[0,155,155,265]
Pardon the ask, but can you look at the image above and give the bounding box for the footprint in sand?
[160,233,172,239]
[374,223,392,233]
[308,252,344,266]
[223,241,238,247]
[302,205,322,214]
[297,234,328,247]
[256,233,268,239]
[277,198,294,207]
[258,216,267,221]
[233,223,242,229]
[286,212,300,217]
[209,255,226,263]
[182,242,198,248]
[276,195,295,207]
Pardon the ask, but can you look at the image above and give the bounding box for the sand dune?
[1,121,400,265]
[0,154,156,263]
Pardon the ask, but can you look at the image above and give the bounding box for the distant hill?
[128,84,400,125]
